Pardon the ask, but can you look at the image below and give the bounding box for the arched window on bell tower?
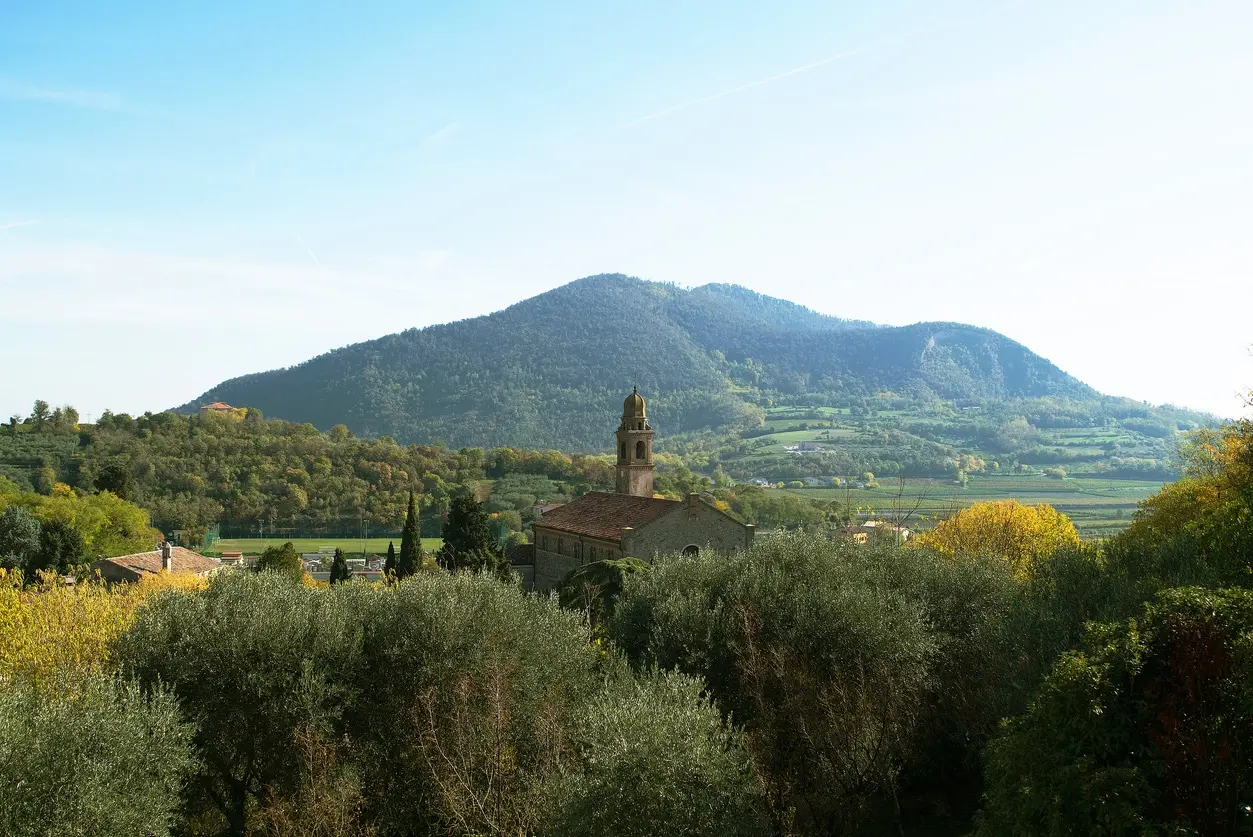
[620,442,626,461]
[635,440,645,459]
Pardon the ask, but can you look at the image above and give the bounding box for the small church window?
[620,442,626,460]
[635,440,645,459]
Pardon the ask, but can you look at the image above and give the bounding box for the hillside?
[180,274,1096,451]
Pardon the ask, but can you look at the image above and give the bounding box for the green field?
[210,537,444,557]
[770,475,1163,539]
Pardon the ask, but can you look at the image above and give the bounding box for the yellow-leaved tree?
[0,569,206,690]
[915,500,1081,579]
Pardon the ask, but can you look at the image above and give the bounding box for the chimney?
[161,541,173,572]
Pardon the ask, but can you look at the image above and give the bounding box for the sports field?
[770,474,1162,538]
[210,537,443,557]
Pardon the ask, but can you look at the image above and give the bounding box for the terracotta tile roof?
[534,492,679,542]
[97,547,221,576]
[203,402,233,410]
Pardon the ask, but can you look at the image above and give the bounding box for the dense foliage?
[609,534,1024,834]
[112,571,765,837]
[0,475,157,562]
[255,540,304,582]
[0,406,619,541]
[978,587,1253,836]
[0,570,205,687]
[0,674,193,837]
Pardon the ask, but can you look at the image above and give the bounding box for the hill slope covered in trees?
[180,275,1096,451]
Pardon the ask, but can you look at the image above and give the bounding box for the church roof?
[534,491,679,542]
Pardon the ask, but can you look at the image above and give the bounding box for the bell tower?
[615,387,655,497]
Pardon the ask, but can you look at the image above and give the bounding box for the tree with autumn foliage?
[1105,418,1253,592]
[0,568,205,689]
[915,500,1080,579]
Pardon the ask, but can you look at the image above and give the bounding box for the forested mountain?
[180,274,1094,451]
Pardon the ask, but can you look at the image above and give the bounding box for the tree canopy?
[978,587,1253,836]
[255,541,303,583]
[914,500,1081,579]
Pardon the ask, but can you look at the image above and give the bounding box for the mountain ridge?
[179,274,1098,450]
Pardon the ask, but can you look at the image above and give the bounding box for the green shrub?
[116,571,369,834]
[545,668,768,837]
[255,541,304,582]
[348,571,610,835]
[977,587,1253,836]
[0,674,193,837]
[611,533,1010,833]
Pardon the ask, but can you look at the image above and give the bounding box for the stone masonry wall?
[532,548,582,592]
[624,498,753,560]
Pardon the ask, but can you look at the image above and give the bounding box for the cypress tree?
[442,494,498,571]
[329,547,349,584]
[384,540,397,578]
[397,492,422,578]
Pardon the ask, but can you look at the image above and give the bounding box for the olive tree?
[0,674,193,837]
[116,572,369,836]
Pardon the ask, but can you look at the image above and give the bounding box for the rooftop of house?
[532,491,680,542]
[95,547,221,576]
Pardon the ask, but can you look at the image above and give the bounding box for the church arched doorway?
[682,545,700,557]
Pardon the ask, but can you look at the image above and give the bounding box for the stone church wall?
[624,499,754,560]
[532,548,582,592]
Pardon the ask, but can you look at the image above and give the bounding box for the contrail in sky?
[295,233,323,267]
[622,48,863,128]
[0,220,38,231]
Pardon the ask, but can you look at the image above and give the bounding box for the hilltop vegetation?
[180,274,1118,451]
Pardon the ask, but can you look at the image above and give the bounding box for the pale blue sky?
[2,0,1250,421]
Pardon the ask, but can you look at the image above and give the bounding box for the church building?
[530,388,755,591]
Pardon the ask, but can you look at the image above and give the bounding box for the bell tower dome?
[615,387,655,497]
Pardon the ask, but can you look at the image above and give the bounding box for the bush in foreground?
[610,534,1021,834]
[118,569,764,836]
[0,674,193,837]
[977,587,1253,836]
[545,668,768,837]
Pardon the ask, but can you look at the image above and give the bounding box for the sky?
[2,0,1250,421]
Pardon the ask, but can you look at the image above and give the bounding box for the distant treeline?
[0,405,849,546]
